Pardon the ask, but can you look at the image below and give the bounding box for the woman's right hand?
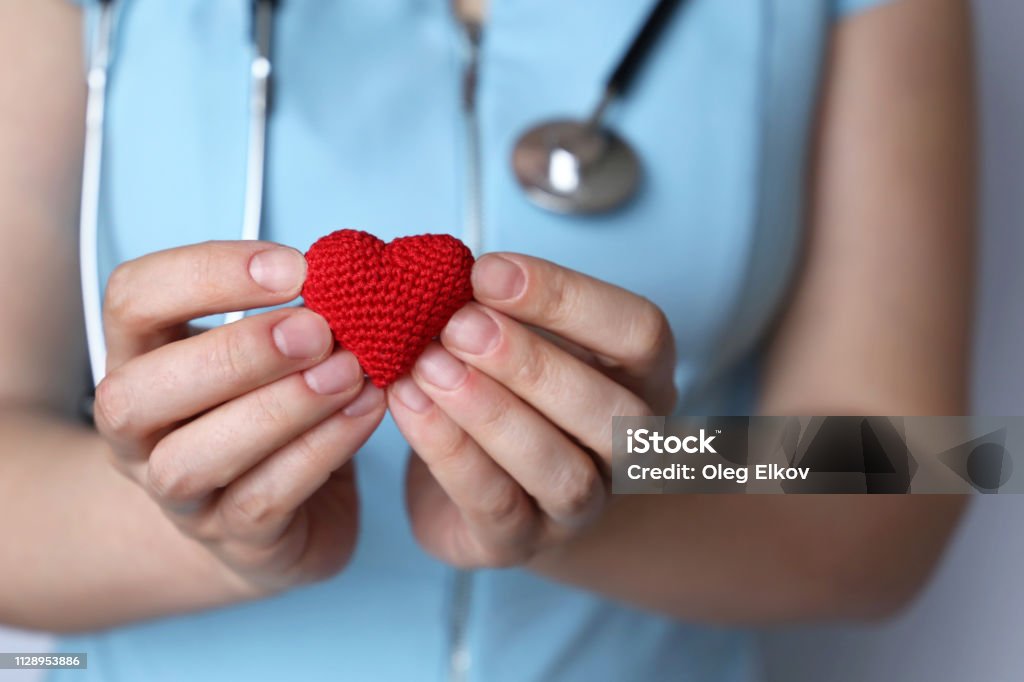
[92,240,385,596]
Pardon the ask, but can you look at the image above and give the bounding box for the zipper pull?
[458,18,482,113]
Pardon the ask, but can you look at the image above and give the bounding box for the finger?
[104,241,307,369]
[470,253,676,388]
[186,383,384,547]
[402,454,535,569]
[146,350,367,511]
[93,307,333,451]
[529,325,598,365]
[440,303,654,458]
[207,464,362,591]
[409,343,606,529]
[388,377,541,566]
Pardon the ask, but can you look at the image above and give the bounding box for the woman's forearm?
[527,493,965,625]
[527,0,974,627]
[0,406,249,632]
[0,0,243,634]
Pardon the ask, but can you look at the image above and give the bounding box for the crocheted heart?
[302,229,475,388]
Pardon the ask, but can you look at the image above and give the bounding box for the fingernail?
[343,383,384,417]
[444,306,499,355]
[473,255,525,301]
[391,376,432,413]
[272,311,331,359]
[416,345,469,390]
[249,247,306,293]
[303,351,361,395]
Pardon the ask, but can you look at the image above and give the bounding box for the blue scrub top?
[60,1,888,680]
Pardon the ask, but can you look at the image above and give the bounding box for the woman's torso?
[57,1,879,680]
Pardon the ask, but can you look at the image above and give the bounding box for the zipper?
[458,13,484,256]
[447,570,474,682]
[447,10,484,682]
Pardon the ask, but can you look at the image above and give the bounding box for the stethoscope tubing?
[229,0,275,324]
[80,0,275,386]
[80,0,116,386]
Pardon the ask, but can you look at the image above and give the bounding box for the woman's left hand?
[387,253,677,568]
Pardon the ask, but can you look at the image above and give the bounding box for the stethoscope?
[80,0,684,386]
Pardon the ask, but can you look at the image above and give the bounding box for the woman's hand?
[387,253,677,568]
[93,241,386,596]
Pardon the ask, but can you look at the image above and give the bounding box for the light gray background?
[1,0,1021,680]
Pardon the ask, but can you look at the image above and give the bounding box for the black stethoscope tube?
[607,0,685,100]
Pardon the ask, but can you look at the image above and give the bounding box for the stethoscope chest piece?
[512,120,640,215]
[510,0,686,216]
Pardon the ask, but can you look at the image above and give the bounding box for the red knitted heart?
[301,229,475,388]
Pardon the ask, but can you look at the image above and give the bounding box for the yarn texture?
[302,229,475,387]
